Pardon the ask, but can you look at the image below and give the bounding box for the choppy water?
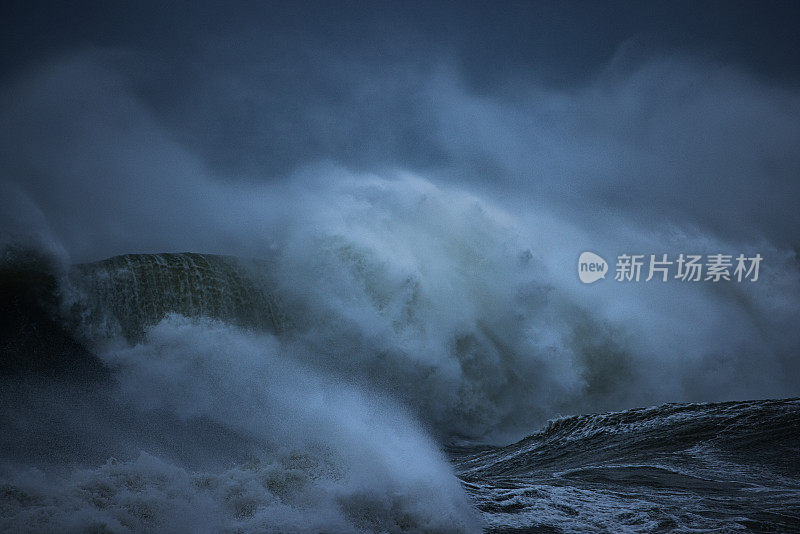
[452,399,800,532]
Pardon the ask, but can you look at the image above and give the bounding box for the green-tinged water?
[68,253,286,342]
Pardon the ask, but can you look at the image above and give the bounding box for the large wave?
[6,171,800,440]
[45,175,653,443]
[3,58,800,530]
[3,168,800,531]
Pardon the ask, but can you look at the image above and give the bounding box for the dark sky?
[4,1,800,86]
[2,1,800,256]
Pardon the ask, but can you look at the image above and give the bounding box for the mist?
[2,44,799,408]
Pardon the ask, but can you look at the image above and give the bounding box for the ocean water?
[1,177,799,532]
[453,399,800,532]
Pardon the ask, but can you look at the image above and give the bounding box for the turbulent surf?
[1,240,799,532]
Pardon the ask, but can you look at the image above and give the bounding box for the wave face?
[67,253,285,343]
[453,398,800,532]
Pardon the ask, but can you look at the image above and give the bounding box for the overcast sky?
[2,1,799,260]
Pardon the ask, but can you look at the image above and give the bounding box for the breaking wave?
[2,173,800,532]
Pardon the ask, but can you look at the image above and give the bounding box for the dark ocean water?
[1,251,799,532]
[452,399,800,532]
